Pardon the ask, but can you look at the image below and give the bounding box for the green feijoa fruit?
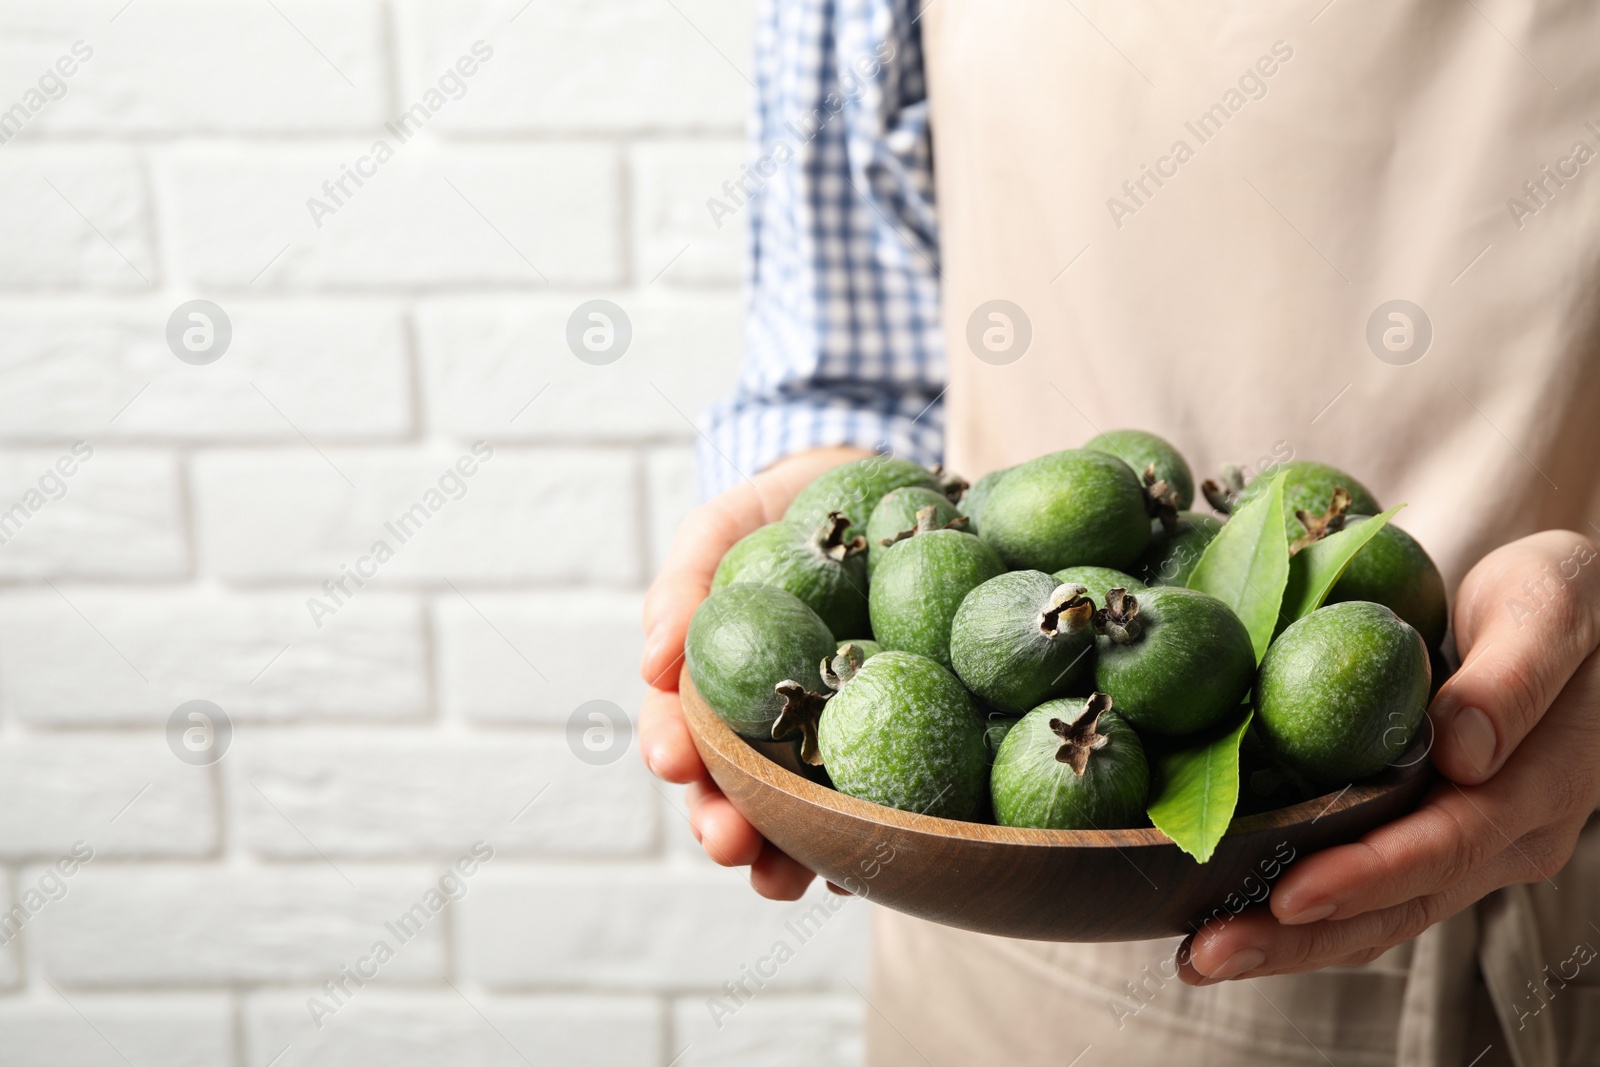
[1051,565,1145,605]
[960,466,1013,535]
[684,584,837,740]
[869,507,1007,668]
[979,449,1152,572]
[1084,429,1195,510]
[1326,517,1448,651]
[816,648,988,820]
[1254,601,1430,784]
[983,711,1021,763]
[866,486,966,577]
[1092,586,1254,737]
[1229,460,1380,542]
[839,638,882,660]
[950,572,1096,714]
[990,693,1149,830]
[713,512,869,637]
[786,455,941,542]
[1137,511,1224,587]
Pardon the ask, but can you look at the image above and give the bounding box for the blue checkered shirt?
[699,0,943,496]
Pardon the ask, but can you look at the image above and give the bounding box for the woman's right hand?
[638,445,871,899]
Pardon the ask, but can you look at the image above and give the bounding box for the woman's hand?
[1180,529,1600,983]
[638,446,872,899]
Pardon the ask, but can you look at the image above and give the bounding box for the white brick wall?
[0,1,868,1063]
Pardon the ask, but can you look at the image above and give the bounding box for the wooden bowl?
[681,667,1435,942]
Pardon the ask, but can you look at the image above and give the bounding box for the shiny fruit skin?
[949,571,1094,714]
[869,529,1006,668]
[685,584,838,740]
[1084,428,1195,510]
[786,456,939,543]
[979,449,1151,572]
[713,519,869,637]
[1093,586,1255,737]
[1254,600,1431,784]
[866,486,964,577]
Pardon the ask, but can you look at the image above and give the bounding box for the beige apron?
[868,2,1600,1065]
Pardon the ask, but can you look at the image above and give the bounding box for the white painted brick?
[0,448,184,579]
[436,590,645,724]
[232,733,656,858]
[0,877,21,988]
[675,995,863,1067]
[0,149,155,289]
[0,588,426,725]
[0,737,214,857]
[415,294,741,440]
[0,301,410,440]
[191,447,639,585]
[460,866,869,990]
[400,0,751,132]
[34,865,447,985]
[246,992,659,1067]
[0,0,386,134]
[632,140,745,286]
[646,446,699,577]
[163,145,620,289]
[0,994,230,1067]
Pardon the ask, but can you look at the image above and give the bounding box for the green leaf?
[1278,503,1406,629]
[1147,711,1252,863]
[1186,472,1289,663]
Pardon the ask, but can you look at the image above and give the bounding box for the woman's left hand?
[1179,529,1600,983]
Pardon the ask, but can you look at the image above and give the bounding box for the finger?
[1183,840,1543,982]
[638,688,706,784]
[1272,647,1600,923]
[685,779,766,868]
[1430,531,1600,783]
[750,840,817,901]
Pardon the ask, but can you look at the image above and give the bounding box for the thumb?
[1428,530,1600,784]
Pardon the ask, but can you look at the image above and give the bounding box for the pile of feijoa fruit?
[685,432,1445,859]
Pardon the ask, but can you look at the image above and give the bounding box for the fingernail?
[1279,901,1335,926]
[1208,947,1267,980]
[1453,706,1497,776]
[642,744,660,776]
[642,627,663,667]
[1176,933,1195,967]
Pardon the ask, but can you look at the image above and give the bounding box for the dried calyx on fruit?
[950,574,1096,714]
[773,643,866,765]
[1289,486,1352,554]
[1049,691,1114,776]
[880,504,970,548]
[930,464,970,503]
[1201,463,1249,514]
[989,692,1150,830]
[1140,464,1180,535]
[712,509,870,636]
[1093,586,1144,644]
